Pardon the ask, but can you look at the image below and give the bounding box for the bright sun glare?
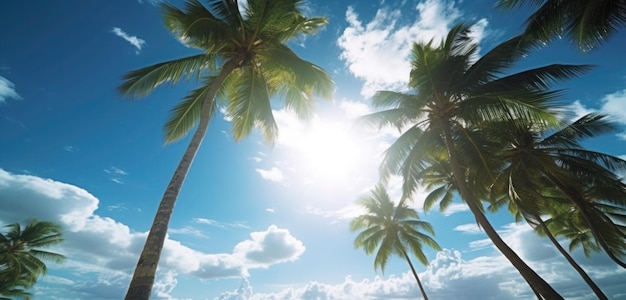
[297,120,373,185]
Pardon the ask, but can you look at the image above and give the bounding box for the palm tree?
[361,23,591,299]
[118,1,333,298]
[496,0,626,51]
[490,189,611,299]
[0,219,65,299]
[488,114,626,269]
[350,184,441,300]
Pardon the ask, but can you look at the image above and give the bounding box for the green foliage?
[119,0,334,144]
[487,114,626,267]
[350,184,440,273]
[496,0,626,51]
[0,219,65,299]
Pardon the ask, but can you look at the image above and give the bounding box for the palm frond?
[119,54,215,98]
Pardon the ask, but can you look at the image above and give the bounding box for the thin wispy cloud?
[111,27,146,54]
[104,166,128,184]
[0,76,21,103]
[194,218,249,229]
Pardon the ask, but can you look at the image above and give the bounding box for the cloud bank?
[0,169,305,299]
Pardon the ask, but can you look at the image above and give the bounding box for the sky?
[1,0,626,299]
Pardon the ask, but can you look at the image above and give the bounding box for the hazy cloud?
[453,223,483,234]
[0,76,21,103]
[194,217,249,229]
[111,27,146,53]
[255,167,284,182]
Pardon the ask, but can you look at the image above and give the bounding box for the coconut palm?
[351,184,440,300]
[490,189,611,299]
[496,0,626,51]
[0,219,65,299]
[488,113,626,269]
[118,0,333,298]
[361,23,591,298]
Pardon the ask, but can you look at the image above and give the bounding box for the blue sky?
[1,0,626,299]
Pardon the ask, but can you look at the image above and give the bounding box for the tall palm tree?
[0,219,65,299]
[496,0,626,51]
[361,23,591,299]
[118,1,333,298]
[489,188,611,299]
[350,184,441,300]
[488,114,626,267]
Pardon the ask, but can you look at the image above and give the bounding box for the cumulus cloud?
[111,27,146,53]
[337,0,488,97]
[0,76,21,103]
[0,169,305,298]
[216,231,626,300]
[233,225,305,268]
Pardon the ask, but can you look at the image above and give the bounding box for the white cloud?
[440,203,470,216]
[233,225,305,268]
[216,225,626,300]
[168,226,208,238]
[255,167,284,182]
[0,169,305,298]
[599,89,626,124]
[194,217,249,229]
[111,27,146,53]
[0,76,21,103]
[105,166,128,175]
[337,0,487,97]
[453,223,483,234]
[566,89,626,140]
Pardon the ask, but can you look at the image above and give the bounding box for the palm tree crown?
[0,219,65,300]
[496,0,626,51]
[351,184,440,299]
[120,0,333,144]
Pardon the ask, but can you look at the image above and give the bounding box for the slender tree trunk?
[537,218,608,300]
[441,125,563,300]
[545,174,626,269]
[124,54,246,300]
[400,248,429,300]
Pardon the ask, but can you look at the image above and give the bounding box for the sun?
[295,119,376,187]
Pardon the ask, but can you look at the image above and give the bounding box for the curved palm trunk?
[545,174,626,269]
[400,248,429,300]
[125,54,245,300]
[442,125,563,300]
[537,218,608,300]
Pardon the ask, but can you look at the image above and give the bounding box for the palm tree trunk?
[545,174,626,269]
[400,248,429,300]
[124,53,246,300]
[537,218,608,300]
[441,125,563,300]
